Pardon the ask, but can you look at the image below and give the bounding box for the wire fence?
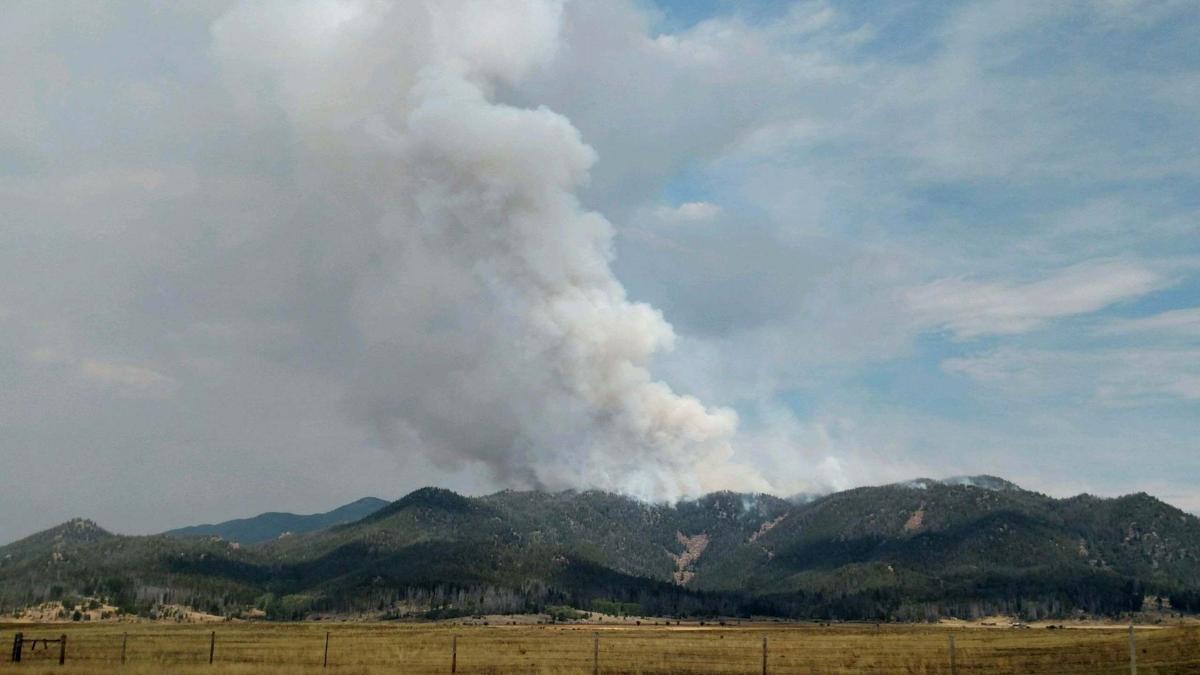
[2,623,1198,673]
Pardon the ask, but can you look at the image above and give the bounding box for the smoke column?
[212,0,768,499]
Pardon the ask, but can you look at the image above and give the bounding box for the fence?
[8,633,66,665]
[2,622,1197,673]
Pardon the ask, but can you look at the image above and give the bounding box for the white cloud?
[664,201,721,222]
[906,260,1168,339]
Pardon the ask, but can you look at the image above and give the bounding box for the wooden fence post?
[323,631,330,668]
[209,631,215,664]
[761,635,768,675]
[593,633,599,675]
[121,632,128,665]
[949,634,957,675]
[1129,624,1137,675]
[59,634,67,665]
[10,633,22,663]
[451,634,457,674]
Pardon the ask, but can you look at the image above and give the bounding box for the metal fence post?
[323,631,330,668]
[451,634,457,673]
[762,635,768,675]
[209,631,215,664]
[593,633,599,675]
[121,632,128,664]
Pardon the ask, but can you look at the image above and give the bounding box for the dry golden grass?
[2,621,1198,674]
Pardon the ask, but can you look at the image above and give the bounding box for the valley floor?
[2,620,1198,674]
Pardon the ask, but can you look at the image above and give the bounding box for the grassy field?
[2,621,1198,674]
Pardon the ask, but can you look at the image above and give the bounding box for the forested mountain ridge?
[3,478,1199,622]
[162,497,388,544]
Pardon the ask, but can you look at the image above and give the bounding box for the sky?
[1,0,1198,544]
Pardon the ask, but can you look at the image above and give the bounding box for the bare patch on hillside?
[749,515,787,543]
[668,532,709,585]
[904,504,926,532]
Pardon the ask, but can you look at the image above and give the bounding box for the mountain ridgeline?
[3,477,1199,623]
[162,497,389,544]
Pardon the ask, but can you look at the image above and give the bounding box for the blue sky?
[553,0,1200,506]
[0,0,1197,543]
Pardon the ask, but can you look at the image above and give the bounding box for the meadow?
[2,621,1198,674]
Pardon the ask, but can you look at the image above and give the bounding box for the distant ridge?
[162,496,388,544]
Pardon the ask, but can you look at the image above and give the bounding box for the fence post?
[59,634,67,665]
[209,631,215,664]
[762,635,768,675]
[1129,624,1137,675]
[323,631,330,668]
[593,632,599,675]
[451,634,457,674]
[949,634,957,675]
[11,633,22,663]
[121,632,128,665]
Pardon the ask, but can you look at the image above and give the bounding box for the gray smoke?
[211,0,767,500]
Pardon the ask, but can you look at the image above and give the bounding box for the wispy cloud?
[1100,307,1200,336]
[80,359,175,395]
[640,201,723,226]
[906,260,1168,339]
[943,347,1200,405]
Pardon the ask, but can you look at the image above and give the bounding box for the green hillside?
[3,478,1199,622]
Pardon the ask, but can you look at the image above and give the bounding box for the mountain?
[162,497,389,544]
[3,478,1199,622]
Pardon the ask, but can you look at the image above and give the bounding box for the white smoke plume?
[211,0,769,500]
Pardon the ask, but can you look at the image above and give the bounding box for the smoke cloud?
[210,0,767,500]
